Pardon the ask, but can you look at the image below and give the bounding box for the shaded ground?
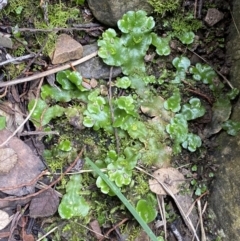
[0,0,237,240]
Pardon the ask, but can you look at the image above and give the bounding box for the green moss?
[34,3,81,55]
[148,0,181,14]
[4,63,26,79]
[0,0,37,22]
[170,13,202,35]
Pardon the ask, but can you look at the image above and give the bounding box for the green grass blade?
[85,157,159,241]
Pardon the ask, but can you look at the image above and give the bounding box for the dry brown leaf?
[149,168,185,195]
[89,220,103,240]
[29,189,59,218]
[0,210,11,230]
[0,101,24,133]
[0,148,17,173]
[0,130,45,196]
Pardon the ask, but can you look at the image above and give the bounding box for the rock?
[51,34,83,64]
[87,0,153,26]
[204,8,224,26]
[208,1,240,240]
[75,43,122,79]
[0,0,7,10]
[0,32,12,49]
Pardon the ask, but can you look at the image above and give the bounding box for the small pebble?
[0,0,8,10]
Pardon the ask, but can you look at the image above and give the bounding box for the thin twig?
[74,222,110,240]
[194,0,198,18]
[14,26,103,33]
[157,195,167,241]
[0,54,36,66]
[72,23,102,28]
[36,226,59,241]
[197,199,206,241]
[0,51,98,88]
[191,202,207,241]
[19,131,59,136]
[230,10,240,38]
[0,78,44,147]
[0,86,8,98]
[186,88,213,105]
[99,218,129,241]
[197,0,203,19]
[108,67,120,154]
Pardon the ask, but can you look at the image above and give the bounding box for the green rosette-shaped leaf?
[106,147,140,188]
[181,98,205,120]
[166,114,189,154]
[120,34,152,74]
[182,133,202,152]
[58,139,72,152]
[98,28,126,66]
[222,120,240,136]
[28,99,65,128]
[151,33,171,56]
[115,96,137,116]
[164,89,181,112]
[226,88,239,100]
[56,70,87,92]
[177,31,195,44]
[56,70,75,90]
[172,56,191,83]
[118,10,155,34]
[116,76,131,89]
[83,91,112,131]
[136,199,157,223]
[58,174,90,219]
[190,63,216,85]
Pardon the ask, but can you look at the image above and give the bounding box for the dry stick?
[36,226,59,241]
[135,166,200,241]
[99,218,129,241]
[157,195,167,241]
[192,202,207,241]
[0,86,8,98]
[187,48,234,89]
[197,199,206,241]
[0,51,98,88]
[0,54,36,66]
[19,130,59,136]
[186,191,209,218]
[16,26,103,33]
[230,10,240,37]
[108,67,120,154]
[0,77,44,148]
[75,222,109,241]
[0,147,84,201]
[191,202,208,241]
[186,88,213,105]
[194,0,198,18]
[197,0,203,18]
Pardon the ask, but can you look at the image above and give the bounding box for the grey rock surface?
[0,0,7,10]
[75,43,122,79]
[209,0,240,240]
[87,0,153,26]
[0,32,12,49]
